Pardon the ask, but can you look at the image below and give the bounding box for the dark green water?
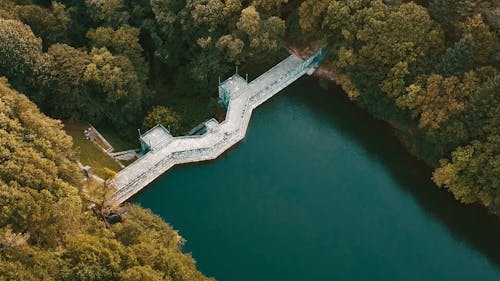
[135,78,500,281]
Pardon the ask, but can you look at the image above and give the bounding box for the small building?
[218,74,248,109]
[139,124,173,154]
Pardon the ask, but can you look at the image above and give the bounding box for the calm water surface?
[136,78,500,281]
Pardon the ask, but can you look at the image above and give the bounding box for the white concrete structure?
[112,50,327,204]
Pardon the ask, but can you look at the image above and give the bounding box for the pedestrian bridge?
[112,49,327,204]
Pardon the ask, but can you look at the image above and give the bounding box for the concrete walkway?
[112,50,327,204]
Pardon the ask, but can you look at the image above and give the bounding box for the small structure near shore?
[139,124,173,154]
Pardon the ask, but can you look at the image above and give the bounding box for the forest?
[0,0,498,280]
[0,78,213,280]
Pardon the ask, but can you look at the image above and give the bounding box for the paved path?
[112,50,327,204]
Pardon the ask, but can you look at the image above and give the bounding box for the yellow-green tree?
[15,2,70,48]
[0,79,213,280]
[143,106,181,135]
[0,19,51,90]
[397,72,479,129]
[433,136,499,208]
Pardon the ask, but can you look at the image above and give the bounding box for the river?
[135,77,500,281]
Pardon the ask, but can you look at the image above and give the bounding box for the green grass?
[64,122,122,179]
[94,125,138,151]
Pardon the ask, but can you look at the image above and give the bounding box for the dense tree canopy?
[15,2,70,48]
[0,78,213,281]
[433,136,499,207]
[0,18,50,91]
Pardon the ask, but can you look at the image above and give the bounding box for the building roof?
[140,124,173,150]
[220,74,247,98]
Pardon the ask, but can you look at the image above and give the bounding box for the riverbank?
[289,45,500,216]
[289,45,429,161]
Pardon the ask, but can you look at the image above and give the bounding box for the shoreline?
[289,45,499,217]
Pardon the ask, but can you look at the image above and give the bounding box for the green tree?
[252,0,288,14]
[237,6,260,36]
[0,78,83,248]
[192,0,224,31]
[62,233,123,281]
[47,43,91,118]
[82,169,117,222]
[429,0,481,37]
[119,266,165,281]
[216,34,245,63]
[0,19,50,91]
[380,61,410,98]
[150,0,185,64]
[143,106,181,134]
[251,16,285,52]
[397,72,479,129]
[298,0,330,33]
[0,241,62,281]
[84,0,129,27]
[222,0,242,19]
[459,14,498,66]
[436,34,474,76]
[236,6,285,61]
[433,136,500,208]
[15,2,70,48]
[84,47,141,103]
[0,0,17,19]
[86,25,149,84]
[86,25,144,65]
[353,2,443,76]
[462,72,499,140]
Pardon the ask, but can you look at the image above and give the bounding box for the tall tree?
[397,72,479,129]
[15,2,71,48]
[143,106,181,134]
[47,43,91,118]
[84,0,129,27]
[429,0,478,34]
[86,25,149,83]
[0,19,51,92]
[433,136,500,208]
[459,14,498,66]
[436,34,474,76]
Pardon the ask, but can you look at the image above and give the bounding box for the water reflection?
[292,77,500,268]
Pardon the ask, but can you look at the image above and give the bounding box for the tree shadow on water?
[289,76,500,268]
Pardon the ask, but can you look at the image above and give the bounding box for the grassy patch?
[94,125,138,151]
[64,122,122,178]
